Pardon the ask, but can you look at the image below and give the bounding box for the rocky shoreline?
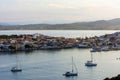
[0,32,120,52]
[104,74,120,80]
[0,33,93,52]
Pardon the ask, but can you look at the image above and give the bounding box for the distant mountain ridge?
[1,18,120,30]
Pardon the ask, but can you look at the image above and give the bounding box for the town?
[0,32,120,52]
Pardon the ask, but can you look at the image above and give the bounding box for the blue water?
[0,30,120,80]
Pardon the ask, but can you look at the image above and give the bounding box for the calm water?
[0,30,120,80]
[0,30,119,38]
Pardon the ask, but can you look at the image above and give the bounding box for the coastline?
[0,31,120,53]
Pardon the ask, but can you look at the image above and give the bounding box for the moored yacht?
[85,52,97,67]
[11,66,22,72]
[63,57,78,77]
[11,54,22,72]
[85,61,97,66]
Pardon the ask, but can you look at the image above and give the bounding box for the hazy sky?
[1,0,120,24]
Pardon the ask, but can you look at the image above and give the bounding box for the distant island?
[1,18,120,30]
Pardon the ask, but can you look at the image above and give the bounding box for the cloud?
[1,0,120,23]
[48,3,79,9]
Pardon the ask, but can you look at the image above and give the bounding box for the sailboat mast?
[72,56,78,73]
[16,54,18,67]
[91,52,93,62]
[74,60,78,73]
[72,56,73,72]
[16,53,21,68]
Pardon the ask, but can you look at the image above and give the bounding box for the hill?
[1,18,120,30]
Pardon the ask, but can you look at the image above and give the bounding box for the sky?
[0,0,120,24]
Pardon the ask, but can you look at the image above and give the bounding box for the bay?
[0,30,120,80]
[0,30,119,38]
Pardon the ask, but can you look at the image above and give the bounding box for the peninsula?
[0,32,120,52]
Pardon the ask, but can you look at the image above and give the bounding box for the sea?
[0,30,120,80]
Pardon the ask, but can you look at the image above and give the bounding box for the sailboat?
[85,52,97,67]
[63,57,78,77]
[11,54,22,72]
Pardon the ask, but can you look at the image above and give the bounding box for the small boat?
[63,72,78,77]
[11,66,22,72]
[77,42,91,48]
[85,52,97,67]
[63,57,78,77]
[11,54,22,72]
[85,61,97,66]
[90,47,101,52]
[101,46,109,51]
